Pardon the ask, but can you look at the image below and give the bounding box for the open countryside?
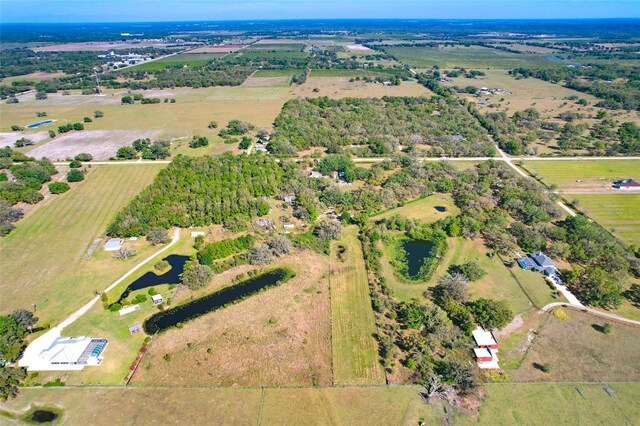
[1,10,639,426]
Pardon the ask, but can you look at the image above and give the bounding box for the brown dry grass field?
[292,77,433,99]
[511,309,640,382]
[132,250,332,387]
[0,72,67,86]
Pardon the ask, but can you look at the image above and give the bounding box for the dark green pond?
[143,268,291,334]
[402,239,435,278]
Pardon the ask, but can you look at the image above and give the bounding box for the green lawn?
[460,382,640,425]
[0,164,164,324]
[130,53,222,71]
[521,160,640,188]
[330,227,386,385]
[371,194,459,222]
[573,194,640,247]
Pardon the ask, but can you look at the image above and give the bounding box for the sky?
[1,0,639,23]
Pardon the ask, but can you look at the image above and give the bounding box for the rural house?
[517,251,562,283]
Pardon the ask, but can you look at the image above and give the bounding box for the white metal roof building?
[472,327,498,348]
[104,238,124,251]
[21,336,108,371]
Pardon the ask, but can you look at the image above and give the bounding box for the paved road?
[19,228,181,369]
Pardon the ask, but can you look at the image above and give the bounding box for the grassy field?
[522,160,640,189]
[461,382,640,425]
[252,69,305,77]
[130,53,222,71]
[372,194,459,222]
[246,43,305,51]
[132,250,332,387]
[330,227,386,386]
[571,194,640,245]
[0,386,437,425]
[511,309,640,382]
[0,71,67,86]
[0,164,164,324]
[386,45,556,69]
[234,51,308,59]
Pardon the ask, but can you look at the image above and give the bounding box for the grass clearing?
[461,382,640,425]
[372,194,458,222]
[235,51,308,59]
[511,309,640,382]
[330,226,386,386]
[293,77,433,99]
[130,53,221,71]
[1,386,436,425]
[132,250,332,387]
[0,164,164,324]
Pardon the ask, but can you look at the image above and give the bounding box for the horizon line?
[2,17,640,25]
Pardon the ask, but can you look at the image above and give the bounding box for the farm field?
[234,50,308,59]
[0,71,67,86]
[0,164,165,325]
[511,309,640,382]
[571,194,640,245]
[385,45,557,69]
[292,77,433,99]
[0,386,437,425]
[330,227,386,386]
[132,250,332,387]
[129,53,222,71]
[461,382,640,425]
[521,160,640,190]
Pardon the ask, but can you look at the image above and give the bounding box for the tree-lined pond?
[143,268,294,334]
[402,239,436,279]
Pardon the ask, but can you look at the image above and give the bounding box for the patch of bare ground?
[511,310,640,382]
[0,131,50,146]
[26,129,161,160]
[132,249,332,387]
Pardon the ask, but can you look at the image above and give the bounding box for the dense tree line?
[270,96,495,157]
[0,150,57,206]
[107,153,283,236]
[197,235,255,265]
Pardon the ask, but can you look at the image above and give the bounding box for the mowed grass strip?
[459,382,640,426]
[330,226,386,385]
[521,160,640,188]
[572,194,640,245]
[0,164,164,323]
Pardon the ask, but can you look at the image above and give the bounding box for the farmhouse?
[614,179,640,191]
[104,238,123,251]
[19,336,108,371]
[151,294,164,305]
[518,251,561,283]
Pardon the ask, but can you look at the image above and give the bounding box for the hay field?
[0,386,436,425]
[521,159,640,189]
[571,194,640,245]
[386,45,555,69]
[0,164,165,324]
[330,227,386,385]
[511,309,640,382]
[132,250,332,387]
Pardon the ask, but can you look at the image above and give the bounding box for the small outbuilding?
[472,327,498,349]
[128,323,141,335]
[190,231,205,237]
[104,238,123,252]
[614,179,640,191]
[118,304,140,316]
[151,294,164,305]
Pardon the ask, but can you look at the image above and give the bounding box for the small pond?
[114,254,189,305]
[143,268,291,334]
[402,239,436,279]
[26,119,54,129]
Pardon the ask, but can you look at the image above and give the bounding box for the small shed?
[128,323,141,335]
[151,294,163,305]
[472,327,498,349]
[104,238,123,252]
[191,231,205,237]
[283,223,295,229]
